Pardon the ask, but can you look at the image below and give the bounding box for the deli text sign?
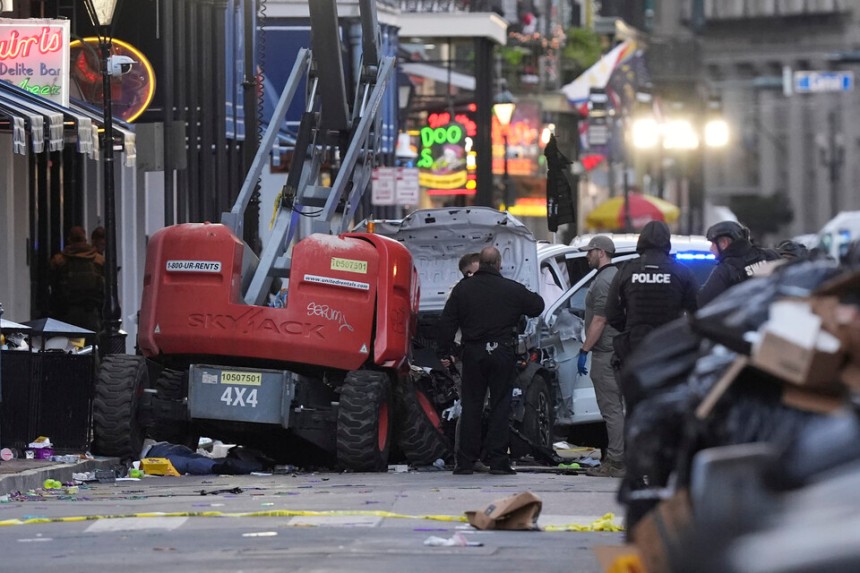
[0,19,70,106]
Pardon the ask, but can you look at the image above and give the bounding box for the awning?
[401,63,476,91]
[70,99,137,167]
[0,88,66,152]
[0,81,135,164]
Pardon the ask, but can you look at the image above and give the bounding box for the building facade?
[652,0,859,237]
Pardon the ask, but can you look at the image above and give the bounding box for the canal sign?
[794,71,854,94]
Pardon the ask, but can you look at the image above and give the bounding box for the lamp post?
[631,107,728,234]
[83,0,126,355]
[493,89,516,211]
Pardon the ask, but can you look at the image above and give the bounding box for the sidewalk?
[0,456,120,495]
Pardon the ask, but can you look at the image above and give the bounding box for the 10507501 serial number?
[220,371,262,385]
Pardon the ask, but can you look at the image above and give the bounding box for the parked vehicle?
[90,1,445,472]
[544,234,715,428]
[365,211,716,455]
[815,210,860,262]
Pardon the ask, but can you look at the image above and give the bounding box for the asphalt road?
[0,468,626,573]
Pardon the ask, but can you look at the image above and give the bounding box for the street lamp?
[83,0,126,355]
[494,89,516,211]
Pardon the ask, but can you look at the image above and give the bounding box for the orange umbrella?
[586,193,680,230]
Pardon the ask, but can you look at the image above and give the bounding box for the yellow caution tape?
[0,509,623,532]
[269,190,282,230]
[543,513,624,532]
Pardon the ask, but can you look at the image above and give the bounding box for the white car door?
[541,253,638,425]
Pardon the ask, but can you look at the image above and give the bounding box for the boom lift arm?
[220,0,394,306]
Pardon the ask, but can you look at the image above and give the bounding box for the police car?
[536,233,714,429]
[359,209,714,454]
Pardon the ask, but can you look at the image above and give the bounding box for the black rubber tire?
[395,378,451,466]
[511,374,555,459]
[337,370,392,472]
[149,369,199,449]
[92,354,148,460]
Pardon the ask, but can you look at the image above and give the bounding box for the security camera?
[107,55,136,77]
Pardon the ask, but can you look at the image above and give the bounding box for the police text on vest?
[632,273,671,284]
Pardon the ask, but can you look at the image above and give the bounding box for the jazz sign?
[0,19,70,106]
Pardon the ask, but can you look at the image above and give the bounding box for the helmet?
[706,220,746,243]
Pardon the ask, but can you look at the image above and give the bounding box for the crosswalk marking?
[85,517,188,533]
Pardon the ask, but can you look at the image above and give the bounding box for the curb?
[0,457,121,495]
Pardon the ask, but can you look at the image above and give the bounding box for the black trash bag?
[621,346,738,501]
[212,446,275,475]
[619,317,705,414]
[767,409,860,491]
[711,370,823,448]
[692,260,842,354]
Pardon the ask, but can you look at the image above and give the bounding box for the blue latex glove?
[577,350,589,375]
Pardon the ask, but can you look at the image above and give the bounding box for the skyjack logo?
[187,307,325,338]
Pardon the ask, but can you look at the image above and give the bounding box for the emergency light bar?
[675,252,716,260]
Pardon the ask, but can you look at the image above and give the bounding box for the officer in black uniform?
[605,220,698,371]
[437,246,545,475]
[698,220,780,307]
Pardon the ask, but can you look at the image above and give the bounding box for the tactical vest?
[624,259,687,330]
[721,247,773,287]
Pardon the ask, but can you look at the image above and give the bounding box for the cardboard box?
[782,385,846,414]
[465,491,542,530]
[631,490,692,573]
[751,300,844,388]
[753,330,843,387]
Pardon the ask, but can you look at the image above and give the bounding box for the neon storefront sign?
[417,112,477,191]
[0,19,70,105]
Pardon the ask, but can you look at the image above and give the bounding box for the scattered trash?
[465,491,543,531]
[50,455,81,464]
[43,479,62,489]
[423,533,483,547]
[0,448,17,461]
[557,462,581,470]
[140,457,181,477]
[72,472,96,482]
[28,437,53,460]
[199,487,243,496]
[242,531,278,538]
[94,469,116,484]
[433,459,446,469]
[388,464,409,473]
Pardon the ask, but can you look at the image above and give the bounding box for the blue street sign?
[794,71,854,93]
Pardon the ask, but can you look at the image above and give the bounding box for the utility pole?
[821,110,845,218]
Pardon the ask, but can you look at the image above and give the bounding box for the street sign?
[395,167,420,205]
[794,70,854,94]
[371,167,396,206]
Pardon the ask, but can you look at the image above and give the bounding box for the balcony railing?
[399,0,504,13]
[685,0,851,20]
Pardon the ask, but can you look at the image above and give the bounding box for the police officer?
[605,220,698,371]
[576,235,626,478]
[437,246,544,475]
[698,220,780,307]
